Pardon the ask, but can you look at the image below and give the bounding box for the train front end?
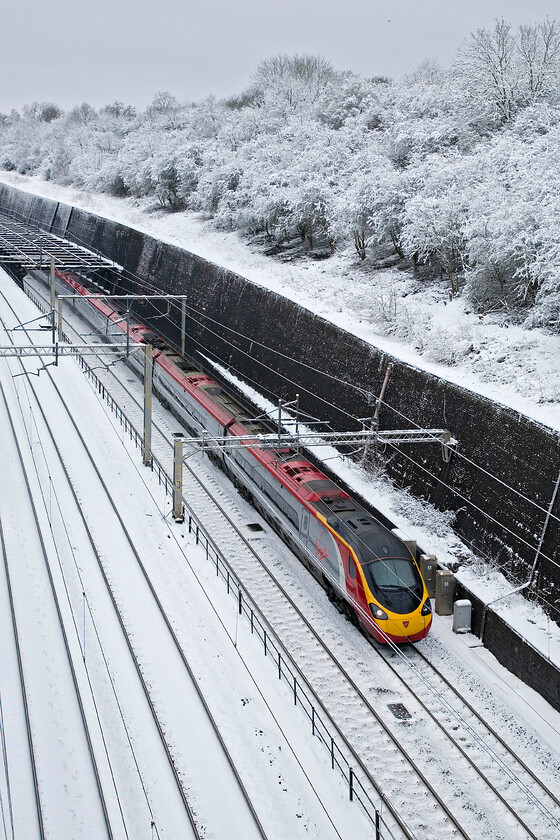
[367,594,432,643]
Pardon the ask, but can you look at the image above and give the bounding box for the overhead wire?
[42,285,560,566]
[45,260,560,611]
[111,263,560,530]
[0,297,164,840]
[376,435,560,575]
[8,258,560,826]
[6,211,560,602]
[149,290,560,579]
[130,281,560,615]
[376,383,560,524]
[47,276,431,615]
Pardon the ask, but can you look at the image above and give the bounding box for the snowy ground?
[1,171,559,675]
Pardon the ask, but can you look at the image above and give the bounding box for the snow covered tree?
[67,102,97,125]
[100,101,137,120]
[2,38,560,329]
[22,102,63,123]
[315,73,384,130]
[147,91,180,117]
[402,155,472,295]
[457,18,560,125]
[458,19,520,124]
[254,54,337,110]
[517,19,560,106]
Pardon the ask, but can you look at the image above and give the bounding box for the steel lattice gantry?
[0,344,133,357]
[0,211,119,272]
[178,428,457,463]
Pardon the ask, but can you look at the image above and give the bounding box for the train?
[45,269,432,644]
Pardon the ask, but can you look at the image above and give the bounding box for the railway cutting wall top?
[1,182,559,709]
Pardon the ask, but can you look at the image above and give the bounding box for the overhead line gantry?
[0,210,119,273]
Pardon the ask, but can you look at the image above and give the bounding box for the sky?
[1,0,559,113]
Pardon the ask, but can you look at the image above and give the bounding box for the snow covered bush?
[423,324,475,365]
[2,25,560,331]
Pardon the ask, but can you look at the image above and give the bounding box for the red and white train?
[51,270,432,643]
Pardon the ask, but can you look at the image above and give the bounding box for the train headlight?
[369,603,388,621]
[421,598,432,616]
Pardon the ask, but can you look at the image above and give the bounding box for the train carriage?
[50,270,432,643]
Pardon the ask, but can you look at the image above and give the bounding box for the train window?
[369,558,418,589]
[363,557,423,614]
[359,529,408,561]
[281,500,299,528]
[348,555,357,579]
[266,484,298,528]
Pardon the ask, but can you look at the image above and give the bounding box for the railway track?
[374,637,560,836]
[0,288,270,840]
[0,382,113,840]
[18,271,560,840]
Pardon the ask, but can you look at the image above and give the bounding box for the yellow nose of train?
[372,607,432,644]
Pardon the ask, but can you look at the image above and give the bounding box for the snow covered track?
[0,382,112,840]
[0,295,270,839]
[374,642,560,840]
[20,275,459,838]
[12,272,560,839]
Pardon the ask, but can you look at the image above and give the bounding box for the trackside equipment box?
[419,554,437,598]
[435,569,454,615]
[453,600,472,633]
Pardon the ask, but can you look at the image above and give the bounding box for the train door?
[300,510,309,543]
[299,511,312,569]
[345,549,359,610]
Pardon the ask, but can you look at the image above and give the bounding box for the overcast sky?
[2,0,559,113]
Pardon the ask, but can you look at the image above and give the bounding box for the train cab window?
[364,557,423,613]
[348,555,357,579]
[369,558,418,589]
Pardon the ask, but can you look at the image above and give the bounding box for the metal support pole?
[58,299,63,342]
[295,393,300,455]
[50,257,56,313]
[531,465,560,585]
[480,464,560,640]
[143,344,153,466]
[373,363,393,431]
[172,434,184,520]
[278,399,282,449]
[126,304,130,357]
[181,296,186,356]
[50,257,58,364]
